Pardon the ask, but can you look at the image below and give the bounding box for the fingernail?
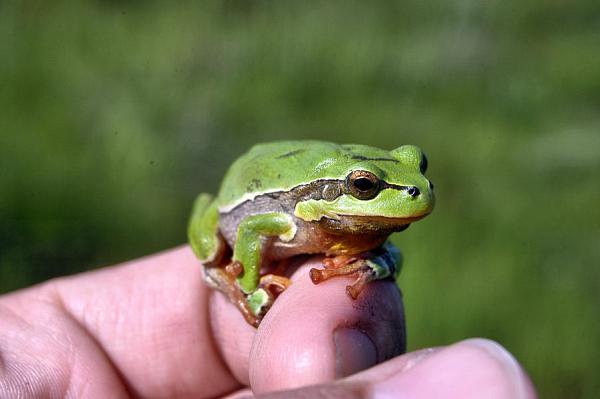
[334,327,378,378]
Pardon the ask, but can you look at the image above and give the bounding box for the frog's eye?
[346,170,381,200]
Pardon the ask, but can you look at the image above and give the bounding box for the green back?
[217,140,422,210]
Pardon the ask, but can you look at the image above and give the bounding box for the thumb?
[256,339,538,399]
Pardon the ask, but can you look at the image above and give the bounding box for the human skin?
[0,246,537,398]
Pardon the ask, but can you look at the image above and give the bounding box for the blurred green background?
[1,1,599,397]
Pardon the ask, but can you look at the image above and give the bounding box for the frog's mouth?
[317,212,431,235]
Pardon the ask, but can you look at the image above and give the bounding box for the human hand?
[0,246,537,398]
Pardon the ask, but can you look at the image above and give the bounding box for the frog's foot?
[309,253,369,283]
[321,254,360,269]
[243,274,291,319]
[203,266,262,327]
[310,257,375,299]
[259,274,292,292]
[310,248,398,300]
[208,263,289,327]
[225,260,243,277]
[345,263,377,299]
[246,288,274,325]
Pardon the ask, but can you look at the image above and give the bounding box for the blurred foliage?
[1,1,599,397]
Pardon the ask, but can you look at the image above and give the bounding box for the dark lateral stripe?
[223,178,412,215]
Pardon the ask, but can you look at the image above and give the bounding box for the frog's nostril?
[407,186,420,198]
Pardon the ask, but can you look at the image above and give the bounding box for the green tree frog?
[188,140,434,327]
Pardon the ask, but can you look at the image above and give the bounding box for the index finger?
[0,246,242,398]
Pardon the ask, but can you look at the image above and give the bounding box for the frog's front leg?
[233,212,296,317]
[310,241,402,299]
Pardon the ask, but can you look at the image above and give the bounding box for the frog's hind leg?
[203,265,262,327]
[188,193,226,264]
[189,195,264,326]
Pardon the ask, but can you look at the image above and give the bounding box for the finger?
[251,258,405,393]
[209,256,406,394]
[257,339,538,399]
[0,292,131,398]
[1,246,241,398]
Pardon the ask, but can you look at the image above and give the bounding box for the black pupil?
[353,177,375,191]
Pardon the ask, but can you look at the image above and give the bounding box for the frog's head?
[294,145,435,233]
